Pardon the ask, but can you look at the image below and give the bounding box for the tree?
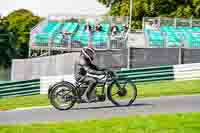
[193,0,200,17]
[0,18,16,68]
[98,0,200,29]
[4,9,41,58]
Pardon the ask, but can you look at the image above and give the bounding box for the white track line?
[4,106,53,112]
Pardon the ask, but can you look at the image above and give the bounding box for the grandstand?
[143,17,200,48]
[12,17,200,81]
[29,15,129,57]
[29,16,200,57]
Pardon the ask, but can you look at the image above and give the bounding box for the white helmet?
[81,46,96,62]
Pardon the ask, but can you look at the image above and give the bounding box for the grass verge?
[0,112,200,132]
[0,79,200,110]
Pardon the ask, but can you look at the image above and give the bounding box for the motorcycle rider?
[74,45,106,102]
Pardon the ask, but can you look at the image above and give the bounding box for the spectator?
[152,19,160,30]
[111,24,120,36]
[84,21,93,45]
[120,24,128,37]
[84,21,92,33]
[60,30,70,45]
[95,23,103,32]
[70,17,78,23]
[123,24,129,32]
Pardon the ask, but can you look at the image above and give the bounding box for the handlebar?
[96,69,118,82]
[105,69,118,80]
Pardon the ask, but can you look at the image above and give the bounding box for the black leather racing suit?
[74,57,105,100]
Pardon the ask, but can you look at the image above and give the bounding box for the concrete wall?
[183,49,200,64]
[130,48,179,68]
[11,53,79,81]
[129,48,200,68]
[95,49,128,68]
[12,49,128,80]
[11,48,200,81]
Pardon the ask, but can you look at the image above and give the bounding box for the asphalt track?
[0,95,200,125]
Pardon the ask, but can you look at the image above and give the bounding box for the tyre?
[107,80,137,106]
[49,82,76,110]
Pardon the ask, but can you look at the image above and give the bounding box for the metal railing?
[143,17,200,48]
[145,31,200,48]
[143,17,200,29]
[30,19,48,35]
[29,16,129,56]
[47,15,129,25]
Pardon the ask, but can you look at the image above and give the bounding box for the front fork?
[115,80,127,96]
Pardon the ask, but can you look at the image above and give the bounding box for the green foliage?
[4,9,41,58]
[0,19,16,68]
[193,0,200,16]
[98,0,110,7]
[98,0,200,29]
[0,9,40,68]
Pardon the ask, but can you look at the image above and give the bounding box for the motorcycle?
[48,69,137,110]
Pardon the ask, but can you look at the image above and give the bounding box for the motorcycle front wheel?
[107,80,137,106]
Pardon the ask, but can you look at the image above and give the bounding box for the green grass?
[137,79,200,97]
[0,94,49,110]
[0,79,200,110]
[0,112,200,133]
